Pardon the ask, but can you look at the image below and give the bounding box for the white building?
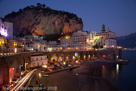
[0,19,7,37]
[60,38,72,47]
[71,31,89,50]
[27,41,46,51]
[4,22,13,39]
[88,31,97,40]
[14,35,47,52]
[31,54,48,67]
[105,39,117,48]
[48,41,57,47]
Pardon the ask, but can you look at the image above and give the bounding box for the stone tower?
[101,24,106,33]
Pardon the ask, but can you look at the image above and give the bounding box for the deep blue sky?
[0,0,136,37]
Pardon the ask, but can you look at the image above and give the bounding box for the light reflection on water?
[101,63,121,89]
[116,64,119,75]
[101,51,136,91]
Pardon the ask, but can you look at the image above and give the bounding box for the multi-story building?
[8,39,24,52]
[15,35,47,51]
[4,22,13,39]
[60,38,72,47]
[31,54,48,67]
[71,31,89,50]
[0,19,8,37]
[0,35,8,52]
[48,41,57,47]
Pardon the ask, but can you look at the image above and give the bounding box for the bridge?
[0,48,122,85]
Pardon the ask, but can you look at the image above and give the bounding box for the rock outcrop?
[4,4,83,36]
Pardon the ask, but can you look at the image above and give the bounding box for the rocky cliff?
[4,4,83,36]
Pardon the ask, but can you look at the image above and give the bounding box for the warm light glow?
[42,65,47,68]
[63,61,66,65]
[51,57,53,61]
[117,46,122,49]
[76,60,78,63]
[86,39,90,42]
[102,55,106,58]
[111,45,114,47]
[38,45,40,48]
[15,48,17,53]
[58,38,61,41]
[9,68,13,82]
[90,40,94,42]
[65,35,70,39]
[84,55,86,59]
[14,43,17,47]
[88,55,90,58]
[73,56,75,59]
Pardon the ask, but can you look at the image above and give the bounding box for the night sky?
[0,0,136,37]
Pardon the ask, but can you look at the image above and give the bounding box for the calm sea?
[102,50,136,91]
[117,50,136,91]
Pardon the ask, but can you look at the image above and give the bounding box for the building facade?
[31,54,48,67]
[4,22,13,39]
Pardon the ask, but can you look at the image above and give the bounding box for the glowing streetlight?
[63,61,66,65]
[76,60,78,63]
[42,65,47,68]
[39,73,41,77]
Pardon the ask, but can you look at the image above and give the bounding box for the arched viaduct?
[0,48,121,85]
[0,53,31,85]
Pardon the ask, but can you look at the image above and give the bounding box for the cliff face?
[4,4,83,36]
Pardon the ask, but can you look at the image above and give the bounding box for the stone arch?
[20,57,25,71]
[52,53,58,62]
[0,62,9,85]
[80,52,84,61]
[13,58,20,77]
[25,55,31,70]
[65,52,72,62]
[107,50,116,60]
[46,53,52,63]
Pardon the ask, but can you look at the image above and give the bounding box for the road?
[10,69,37,91]
[29,61,117,91]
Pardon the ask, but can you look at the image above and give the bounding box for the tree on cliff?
[37,3,42,7]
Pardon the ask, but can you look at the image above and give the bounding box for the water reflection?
[102,63,122,85]
[116,64,119,75]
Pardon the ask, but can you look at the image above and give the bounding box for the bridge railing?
[0,52,35,57]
